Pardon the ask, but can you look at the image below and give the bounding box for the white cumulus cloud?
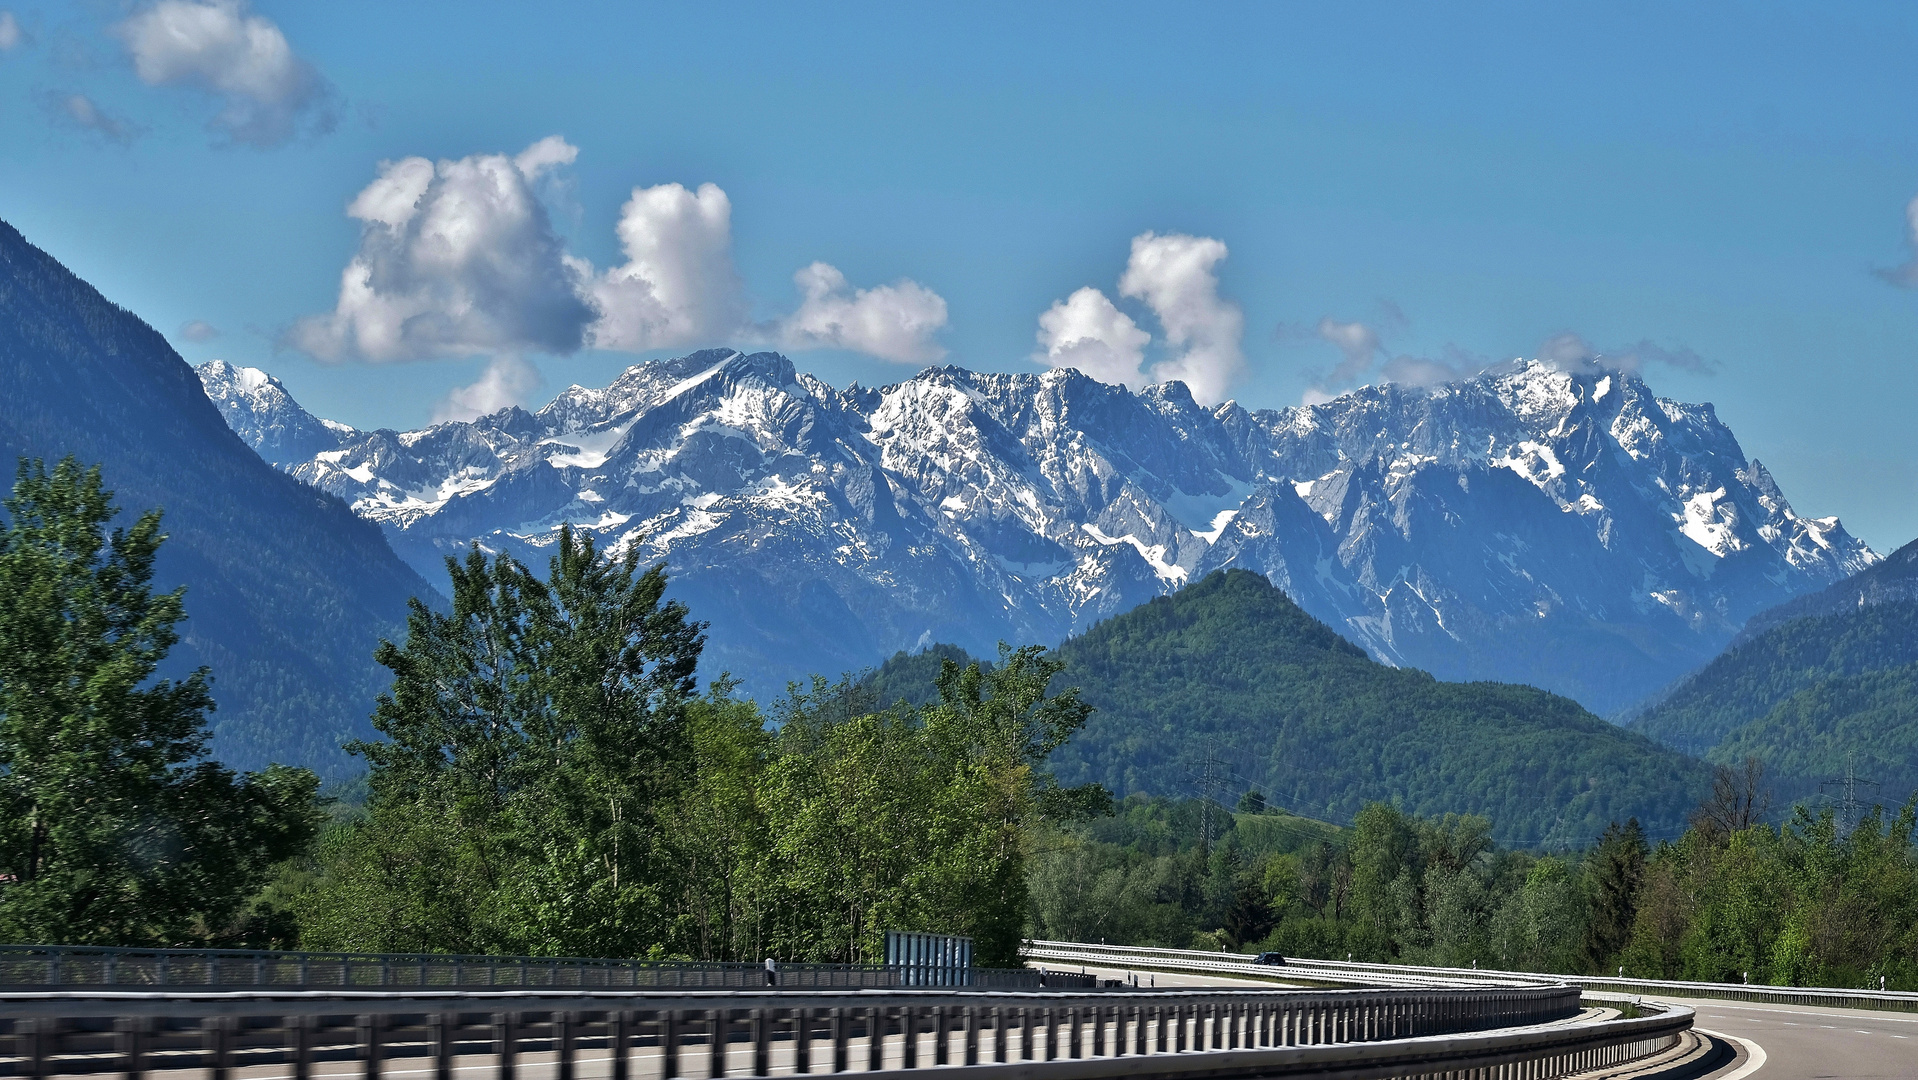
[582,180,947,362]
[1119,232,1245,405]
[1035,286,1151,387]
[435,356,544,424]
[1040,231,1244,404]
[295,140,953,418]
[286,136,596,365]
[774,262,948,363]
[0,11,26,52]
[585,181,745,352]
[115,0,332,147]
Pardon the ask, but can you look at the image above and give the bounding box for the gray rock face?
[197,360,352,467]
[200,350,1877,714]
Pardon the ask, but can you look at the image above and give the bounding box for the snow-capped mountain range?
[198,350,1877,715]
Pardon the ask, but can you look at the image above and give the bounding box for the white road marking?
[1656,1001,1918,1024]
[1694,1028,1767,1080]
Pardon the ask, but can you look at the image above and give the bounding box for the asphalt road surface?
[1655,994,1918,1079]
[1065,965,1918,1077]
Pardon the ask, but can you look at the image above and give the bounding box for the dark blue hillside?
[0,220,439,774]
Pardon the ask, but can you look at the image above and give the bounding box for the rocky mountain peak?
[202,350,1877,715]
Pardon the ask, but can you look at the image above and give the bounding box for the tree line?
[3,456,1915,989]
[1029,763,1918,990]
[0,458,1100,965]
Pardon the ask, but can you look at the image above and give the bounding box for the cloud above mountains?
[290,136,952,412]
[287,138,593,364]
[115,0,334,147]
[1035,231,1246,406]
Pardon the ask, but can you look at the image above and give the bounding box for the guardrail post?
[708,1010,726,1079]
[830,1007,848,1073]
[661,1010,680,1079]
[431,1012,454,1080]
[963,1006,979,1065]
[494,1013,516,1080]
[557,1011,577,1080]
[614,1010,633,1080]
[993,1007,1008,1063]
[292,1014,316,1080]
[794,1008,812,1074]
[1091,1004,1104,1056]
[117,1016,149,1080]
[26,1016,54,1080]
[210,1015,235,1080]
[359,1013,382,1080]
[752,1008,771,1076]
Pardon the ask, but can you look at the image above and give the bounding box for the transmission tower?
[1820,754,1880,839]
[1187,744,1228,853]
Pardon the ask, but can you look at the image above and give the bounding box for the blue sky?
[5,1,1918,549]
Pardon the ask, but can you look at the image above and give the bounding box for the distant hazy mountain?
[872,571,1710,844]
[1632,538,1918,804]
[0,221,437,774]
[1733,536,1918,645]
[203,347,1874,713]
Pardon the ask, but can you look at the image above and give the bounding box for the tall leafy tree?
[759,647,1104,966]
[0,457,320,945]
[306,525,705,955]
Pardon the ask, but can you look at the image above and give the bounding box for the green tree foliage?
[1582,819,1647,970]
[1620,799,1918,988]
[298,526,704,956]
[1034,773,1918,989]
[0,457,321,945]
[297,535,1099,965]
[756,648,1103,966]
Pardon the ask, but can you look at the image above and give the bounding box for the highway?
[1066,962,1918,1079]
[1661,994,1918,1079]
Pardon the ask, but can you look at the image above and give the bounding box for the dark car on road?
[1252,952,1287,965]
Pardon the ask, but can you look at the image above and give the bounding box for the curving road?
[1064,962,1918,1078]
[1655,994,1918,1079]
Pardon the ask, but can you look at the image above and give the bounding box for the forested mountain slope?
[1631,541,1918,803]
[871,570,1710,844]
[0,221,438,774]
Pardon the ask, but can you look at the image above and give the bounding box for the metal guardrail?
[1031,938,1918,1011]
[1022,945,1539,991]
[0,983,1606,1080]
[0,946,1087,992]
